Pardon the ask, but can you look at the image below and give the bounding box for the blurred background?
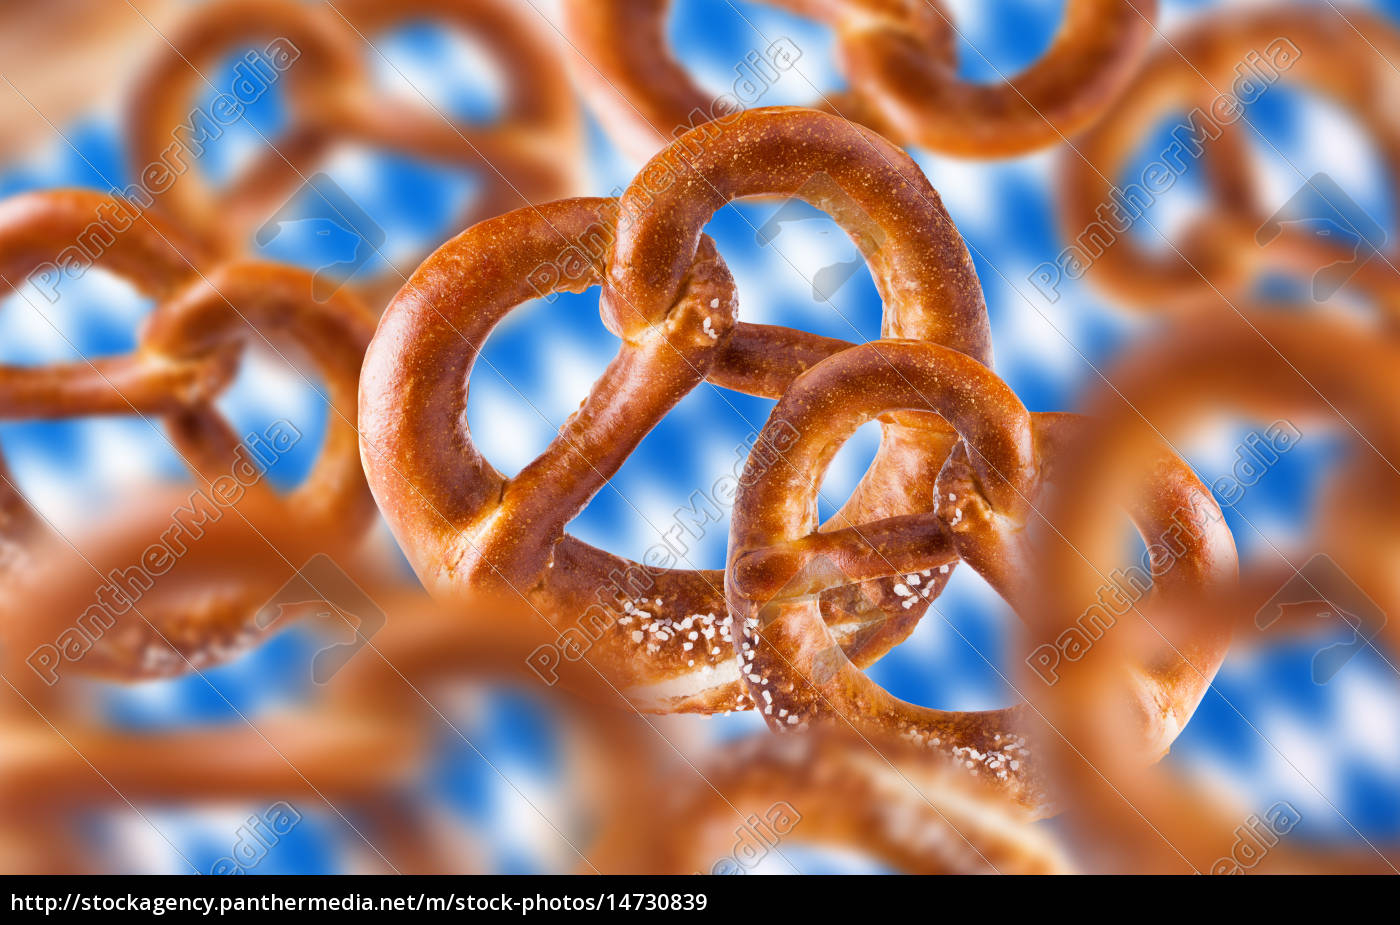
[1,0,1397,873]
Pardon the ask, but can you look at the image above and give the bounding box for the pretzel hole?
[1114,109,1224,254]
[938,0,1064,84]
[665,1,836,109]
[369,21,507,124]
[0,270,181,530]
[1247,86,1394,310]
[0,267,148,365]
[815,419,880,522]
[865,562,1019,714]
[213,342,325,492]
[465,289,614,480]
[729,199,882,338]
[184,45,296,188]
[252,145,478,288]
[1175,414,1341,561]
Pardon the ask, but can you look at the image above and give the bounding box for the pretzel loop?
[1026,309,1400,872]
[139,259,379,533]
[0,191,221,550]
[126,0,365,256]
[838,0,1159,157]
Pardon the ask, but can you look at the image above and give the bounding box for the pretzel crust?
[126,0,581,304]
[0,190,379,654]
[595,730,1073,874]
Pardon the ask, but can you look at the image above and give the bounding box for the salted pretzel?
[0,523,424,873]
[562,0,1157,161]
[0,510,663,874]
[1059,5,1400,314]
[360,107,989,714]
[0,190,378,648]
[1026,308,1400,873]
[725,338,1235,814]
[127,0,580,306]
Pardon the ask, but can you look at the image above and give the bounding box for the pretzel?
[1058,5,1400,314]
[1026,308,1400,873]
[600,727,1072,874]
[126,0,580,305]
[360,106,989,714]
[0,511,663,873]
[0,190,378,655]
[0,523,423,873]
[562,0,1157,161]
[725,338,1235,814]
[0,492,381,689]
[0,0,176,162]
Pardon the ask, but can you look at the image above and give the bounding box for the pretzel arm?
[731,512,954,602]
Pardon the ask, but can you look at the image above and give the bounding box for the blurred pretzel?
[0,0,177,161]
[360,107,989,714]
[726,339,1234,814]
[596,729,1072,874]
[563,0,1157,161]
[0,508,661,873]
[1026,308,1400,873]
[126,0,581,307]
[1060,5,1400,314]
[0,190,379,647]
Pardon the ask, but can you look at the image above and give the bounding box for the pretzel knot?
[360,106,989,714]
[1059,5,1400,314]
[725,338,1234,814]
[563,0,1157,161]
[127,0,580,303]
[0,190,378,658]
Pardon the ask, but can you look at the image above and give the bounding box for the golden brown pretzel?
[126,0,580,304]
[1059,4,1400,314]
[562,0,1157,161]
[360,107,989,714]
[0,190,378,627]
[1026,308,1400,873]
[725,339,1235,814]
